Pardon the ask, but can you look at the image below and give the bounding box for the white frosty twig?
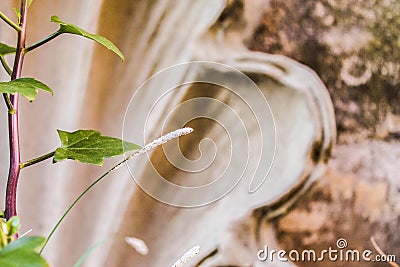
[108,127,194,173]
[140,127,194,153]
[172,245,200,267]
[112,127,194,172]
[124,236,149,255]
[19,228,32,238]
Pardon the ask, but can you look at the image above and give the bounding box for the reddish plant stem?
[5,0,28,221]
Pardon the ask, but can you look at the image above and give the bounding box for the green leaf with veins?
[0,78,53,102]
[53,130,141,165]
[0,43,16,55]
[0,236,49,267]
[50,16,124,60]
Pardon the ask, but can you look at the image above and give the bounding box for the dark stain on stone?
[322,141,333,163]
[253,174,312,224]
[310,140,323,164]
[194,248,218,267]
[211,0,246,31]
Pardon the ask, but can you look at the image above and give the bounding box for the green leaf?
[0,236,45,254]
[0,236,48,267]
[0,250,48,267]
[50,16,124,61]
[53,130,141,165]
[28,0,34,7]
[0,43,16,56]
[0,78,53,101]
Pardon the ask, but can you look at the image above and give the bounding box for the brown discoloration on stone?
[270,142,400,266]
[278,202,330,233]
[354,180,390,223]
[211,0,246,31]
[245,3,400,264]
[310,140,323,164]
[322,141,333,163]
[247,0,400,142]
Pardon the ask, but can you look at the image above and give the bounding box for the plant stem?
[25,31,62,53]
[0,11,21,32]
[0,56,16,114]
[5,0,28,221]
[0,56,12,76]
[20,151,55,169]
[39,153,133,254]
[2,94,15,114]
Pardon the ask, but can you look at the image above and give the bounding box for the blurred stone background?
[248,0,400,142]
[246,0,400,266]
[0,0,398,266]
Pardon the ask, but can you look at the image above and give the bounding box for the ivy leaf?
[50,16,124,61]
[0,78,53,101]
[0,236,48,267]
[53,130,141,165]
[0,43,16,56]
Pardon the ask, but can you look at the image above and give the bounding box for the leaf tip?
[50,15,60,22]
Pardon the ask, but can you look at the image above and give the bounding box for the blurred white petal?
[124,236,149,256]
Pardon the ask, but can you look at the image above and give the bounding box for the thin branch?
[25,31,62,53]
[20,151,55,169]
[0,56,15,114]
[2,94,15,114]
[0,11,21,32]
[19,228,32,238]
[0,56,12,76]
